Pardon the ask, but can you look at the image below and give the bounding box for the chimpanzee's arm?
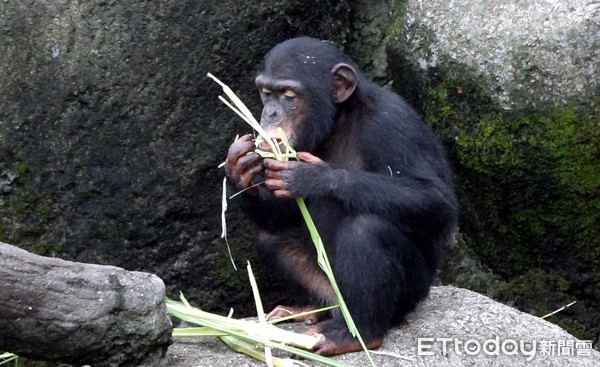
[325,168,458,227]
[264,159,457,230]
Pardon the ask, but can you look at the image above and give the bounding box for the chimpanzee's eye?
[261,87,272,96]
[282,90,297,99]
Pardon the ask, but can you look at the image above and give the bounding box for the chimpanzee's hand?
[224,134,263,195]
[263,152,329,198]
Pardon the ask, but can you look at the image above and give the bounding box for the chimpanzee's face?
[255,73,309,151]
[254,40,357,153]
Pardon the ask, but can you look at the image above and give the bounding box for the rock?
[397,0,599,108]
[0,241,172,366]
[386,0,600,344]
[0,0,353,316]
[167,286,600,366]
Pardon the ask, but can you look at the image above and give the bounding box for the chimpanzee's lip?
[255,136,295,153]
[257,139,273,151]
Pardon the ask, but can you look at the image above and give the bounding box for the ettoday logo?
[417,337,593,361]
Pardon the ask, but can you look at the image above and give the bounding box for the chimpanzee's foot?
[306,321,383,356]
[312,337,383,356]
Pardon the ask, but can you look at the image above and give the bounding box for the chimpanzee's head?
[255,37,359,152]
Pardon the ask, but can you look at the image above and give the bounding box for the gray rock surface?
[400,0,599,108]
[167,286,600,366]
[0,241,172,366]
[0,0,353,315]
[392,0,600,345]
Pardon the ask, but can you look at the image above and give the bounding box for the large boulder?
[398,0,599,108]
[168,286,600,366]
[0,0,353,314]
[0,241,172,366]
[382,0,600,344]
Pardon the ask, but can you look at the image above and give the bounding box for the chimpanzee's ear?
[331,63,357,103]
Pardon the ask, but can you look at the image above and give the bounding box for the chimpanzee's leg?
[311,214,432,356]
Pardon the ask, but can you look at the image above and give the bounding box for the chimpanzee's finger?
[296,152,324,164]
[263,158,290,171]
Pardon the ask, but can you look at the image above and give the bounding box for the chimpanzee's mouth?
[255,136,293,153]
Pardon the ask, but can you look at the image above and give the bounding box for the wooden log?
[0,241,172,366]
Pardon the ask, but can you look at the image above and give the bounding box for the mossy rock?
[383,5,599,344]
[418,76,599,345]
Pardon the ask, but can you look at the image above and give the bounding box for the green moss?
[422,79,600,263]
[412,73,600,344]
[494,268,595,341]
[440,233,504,296]
[22,225,45,236]
[0,159,60,254]
[215,245,246,290]
[386,0,409,41]
[10,188,40,217]
[456,114,527,174]
[10,160,44,218]
[425,84,459,129]
[33,242,63,256]
[528,108,600,192]
[0,222,6,242]
[102,228,119,244]
[100,128,118,144]
[16,160,34,175]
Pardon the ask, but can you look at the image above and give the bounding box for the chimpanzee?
[224,37,458,356]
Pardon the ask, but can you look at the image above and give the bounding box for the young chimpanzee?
[224,37,458,356]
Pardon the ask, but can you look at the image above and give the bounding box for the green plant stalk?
[166,299,356,367]
[207,73,279,156]
[276,126,376,366]
[247,261,274,367]
[268,305,340,324]
[172,327,227,337]
[220,336,297,367]
[171,306,296,366]
[268,129,375,364]
[0,353,18,366]
[166,300,319,350]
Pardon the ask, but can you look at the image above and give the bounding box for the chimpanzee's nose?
[266,105,276,117]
